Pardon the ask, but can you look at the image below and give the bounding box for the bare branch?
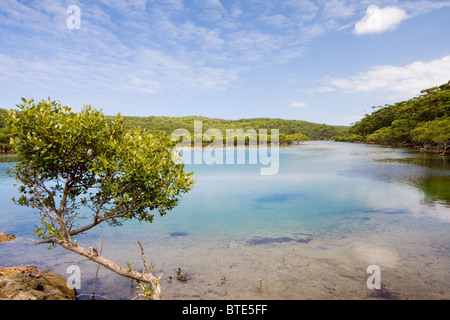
[31,192,58,222]
[36,185,57,213]
[58,240,163,300]
[58,176,73,218]
[68,203,128,236]
[138,241,153,274]
[29,238,56,245]
[92,234,103,299]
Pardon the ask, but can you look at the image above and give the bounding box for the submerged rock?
[170,232,188,237]
[254,193,305,203]
[0,266,76,300]
[366,284,399,300]
[0,233,16,244]
[247,235,313,246]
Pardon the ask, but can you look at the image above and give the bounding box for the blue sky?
[0,0,449,125]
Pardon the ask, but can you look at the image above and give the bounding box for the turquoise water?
[1,142,450,299]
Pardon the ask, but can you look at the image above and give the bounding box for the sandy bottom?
[152,214,450,300]
[3,207,447,301]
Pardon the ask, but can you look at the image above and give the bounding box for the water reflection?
[1,142,450,300]
[0,155,20,164]
[339,150,450,207]
[383,156,450,206]
[416,175,450,206]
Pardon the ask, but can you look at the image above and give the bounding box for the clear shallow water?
[1,142,450,300]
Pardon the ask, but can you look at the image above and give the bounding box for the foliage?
[332,134,365,142]
[0,128,14,153]
[5,99,194,299]
[0,108,14,153]
[0,108,8,128]
[411,117,450,150]
[114,116,348,142]
[1,108,348,154]
[5,98,195,240]
[366,119,418,144]
[339,81,450,152]
[279,133,310,144]
[4,98,195,299]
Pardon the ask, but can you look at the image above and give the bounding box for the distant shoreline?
[333,140,449,155]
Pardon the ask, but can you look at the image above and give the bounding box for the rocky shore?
[0,232,16,244]
[0,266,77,300]
[0,233,76,300]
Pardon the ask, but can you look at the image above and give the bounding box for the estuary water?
[1,141,449,300]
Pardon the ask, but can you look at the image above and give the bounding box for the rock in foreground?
[0,266,76,300]
[0,233,16,244]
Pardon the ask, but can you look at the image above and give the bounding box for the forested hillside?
[118,116,349,143]
[0,108,13,153]
[1,105,348,153]
[333,81,450,153]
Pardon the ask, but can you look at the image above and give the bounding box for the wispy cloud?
[0,0,300,99]
[0,0,245,95]
[323,0,356,20]
[325,55,450,97]
[0,0,405,100]
[305,86,335,94]
[0,0,449,114]
[288,100,308,108]
[258,14,291,28]
[402,0,450,17]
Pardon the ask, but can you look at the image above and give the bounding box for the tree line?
[1,109,349,153]
[0,108,13,153]
[333,81,450,154]
[114,115,349,146]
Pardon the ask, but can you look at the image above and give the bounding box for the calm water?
[1,141,449,300]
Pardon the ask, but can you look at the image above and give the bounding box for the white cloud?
[288,100,308,108]
[328,55,450,97]
[354,6,408,35]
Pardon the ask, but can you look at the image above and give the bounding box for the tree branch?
[138,241,154,274]
[58,240,163,300]
[68,199,127,236]
[34,180,57,213]
[58,176,73,218]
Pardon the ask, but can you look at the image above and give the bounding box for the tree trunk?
[58,240,163,300]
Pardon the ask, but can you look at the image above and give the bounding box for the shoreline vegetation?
[1,81,448,155]
[0,108,348,153]
[332,81,450,155]
[118,117,348,145]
